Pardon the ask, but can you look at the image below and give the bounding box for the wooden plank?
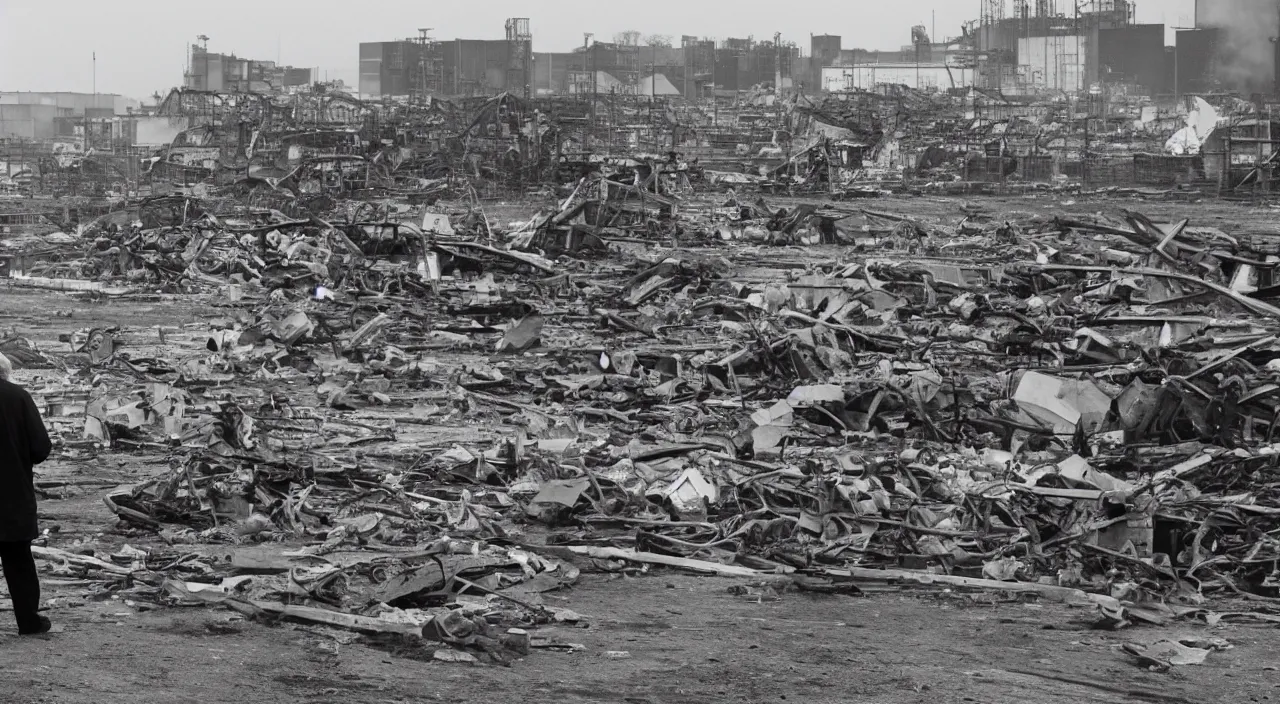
[565,546,767,578]
[819,566,1122,610]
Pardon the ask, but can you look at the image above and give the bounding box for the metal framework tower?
[981,0,1007,26]
[410,28,443,102]
[505,18,532,99]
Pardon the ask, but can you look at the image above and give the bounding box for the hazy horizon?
[0,0,1196,101]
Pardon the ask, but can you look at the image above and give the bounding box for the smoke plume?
[1198,0,1278,93]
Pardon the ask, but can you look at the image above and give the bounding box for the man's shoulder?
[0,379,32,402]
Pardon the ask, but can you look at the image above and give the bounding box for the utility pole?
[915,37,920,90]
[88,51,96,153]
[584,33,594,127]
[774,32,783,96]
[1076,0,1087,190]
[424,27,440,103]
[1275,7,1280,97]
[586,32,593,129]
[683,38,689,99]
[973,11,980,94]
[1074,0,1080,92]
[652,43,656,98]
[1082,93,1090,189]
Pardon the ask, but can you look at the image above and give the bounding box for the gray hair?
[0,353,14,381]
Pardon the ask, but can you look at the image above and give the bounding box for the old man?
[0,353,52,634]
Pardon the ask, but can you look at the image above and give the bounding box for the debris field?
[2,94,1280,683]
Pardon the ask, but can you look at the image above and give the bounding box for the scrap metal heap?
[11,81,1280,219]
[7,88,1280,669]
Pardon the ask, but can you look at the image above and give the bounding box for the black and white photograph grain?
[0,0,1278,701]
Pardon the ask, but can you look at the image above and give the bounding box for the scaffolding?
[410,29,444,102]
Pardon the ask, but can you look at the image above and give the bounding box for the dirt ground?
[3,551,1278,704]
[1,193,1279,703]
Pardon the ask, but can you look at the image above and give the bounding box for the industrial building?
[358,37,517,97]
[347,3,1280,102]
[360,21,800,100]
[184,45,316,93]
[971,0,1144,93]
[1096,22,1165,91]
[957,0,1280,99]
[816,24,978,93]
[359,40,427,98]
[822,63,976,93]
[359,20,532,99]
[806,2,1173,97]
[0,92,139,142]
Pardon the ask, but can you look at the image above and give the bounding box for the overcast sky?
[0,0,1196,100]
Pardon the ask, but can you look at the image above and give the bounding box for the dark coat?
[0,380,51,542]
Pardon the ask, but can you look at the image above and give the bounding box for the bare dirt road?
[2,475,1276,704]
[2,549,1277,704]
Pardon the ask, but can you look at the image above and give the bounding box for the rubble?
[9,83,1280,667]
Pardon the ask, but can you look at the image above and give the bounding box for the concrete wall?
[645,46,685,69]
[1017,35,1087,91]
[0,104,64,140]
[714,54,743,91]
[1176,28,1219,95]
[822,64,974,91]
[0,92,137,115]
[359,42,384,98]
[812,35,842,63]
[441,40,510,94]
[1099,24,1167,93]
[358,41,422,98]
[208,55,224,92]
[533,52,577,94]
[284,68,316,87]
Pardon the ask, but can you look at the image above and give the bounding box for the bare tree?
[614,30,641,46]
[645,34,672,48]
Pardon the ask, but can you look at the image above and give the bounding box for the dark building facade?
[1098,24,1167,93]
[442,40,514,95]
[683,37,716,97]
[1175,28,1221,96]
[811,35,842,67]
[360,39,519,98]
[359,41,423,98]
[711,39,798,92]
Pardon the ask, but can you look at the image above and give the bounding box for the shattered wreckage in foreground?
[3,90,1280,672]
